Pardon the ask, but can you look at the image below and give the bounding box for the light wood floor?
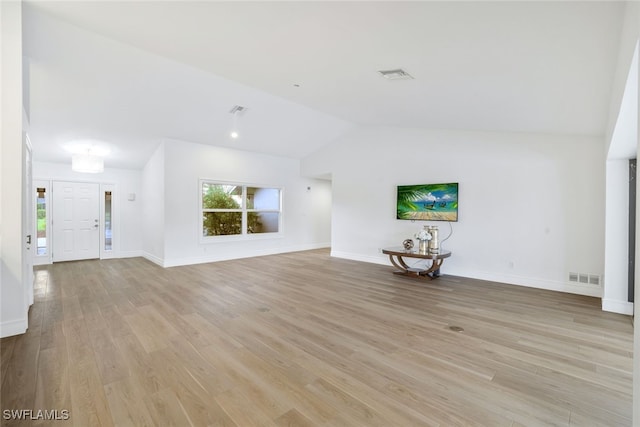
[0,249,634,426]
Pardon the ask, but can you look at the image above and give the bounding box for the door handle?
[26,235,31,244]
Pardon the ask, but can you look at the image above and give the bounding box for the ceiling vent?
[378,68,414,80]
[229,105,247,114]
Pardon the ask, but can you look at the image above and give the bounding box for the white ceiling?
[22,1,625,169]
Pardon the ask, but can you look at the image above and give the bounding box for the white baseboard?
[142,252,165,267]
[116,250,144,259]
[331,250,389,266]
[0,318,28,338]
[32,256,51,266]
[330,251,603,298]
[460,270,601,298]
[163,243,331,268]
[602,299,634,315]
[99,250,143,260]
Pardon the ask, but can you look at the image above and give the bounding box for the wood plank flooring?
[0,249,634,426]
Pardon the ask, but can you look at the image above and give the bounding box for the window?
[201,181,281,238]
[36,187,47,255]
[105,191,112,251]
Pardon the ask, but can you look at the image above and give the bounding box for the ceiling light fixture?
[72,149,104,173]
[229,105,247,139]
[378,68,414,80]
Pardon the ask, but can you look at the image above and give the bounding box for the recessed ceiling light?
[378,68,414,80]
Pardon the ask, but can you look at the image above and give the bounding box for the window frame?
[199,179,283,242]
[34,184,49,258]
[101,185,115,257]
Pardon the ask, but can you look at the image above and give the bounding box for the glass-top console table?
[382,247,451,280]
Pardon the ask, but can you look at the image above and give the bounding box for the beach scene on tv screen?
[397,183,458,221]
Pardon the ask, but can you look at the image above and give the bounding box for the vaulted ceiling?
[23,1,626,169]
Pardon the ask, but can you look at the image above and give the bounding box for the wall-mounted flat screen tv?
[397,183,458,222]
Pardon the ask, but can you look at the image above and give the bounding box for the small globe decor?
[402,238,414,251]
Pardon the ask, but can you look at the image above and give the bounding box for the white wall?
[603,42,638,317]
[601,4,640,421]
[603,45,638,316]
[32,161,143,259]
[308,179,332,245]
[0,0,27,338]
[31,140,333,269]
[603,160,632,314]
[160,139,331,267]
[141,143,165,264]
[302,126,605,297]
[606,2,640,149]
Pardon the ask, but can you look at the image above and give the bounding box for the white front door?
[24,134,34,306]
[52,181,100,262]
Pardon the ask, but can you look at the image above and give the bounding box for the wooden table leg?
[424,258,444,276]
[388,255,445,280]
[388,254,410,273]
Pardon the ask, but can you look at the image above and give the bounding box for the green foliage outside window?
[37,201,46,235]
[202,185,261,236]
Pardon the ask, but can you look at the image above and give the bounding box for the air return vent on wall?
[569,272,600,286]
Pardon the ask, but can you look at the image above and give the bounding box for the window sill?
[200,232,284,244]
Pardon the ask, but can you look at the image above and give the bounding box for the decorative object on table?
[414,226,432,254]
[402,238,414,251]
[427,225,439,254]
